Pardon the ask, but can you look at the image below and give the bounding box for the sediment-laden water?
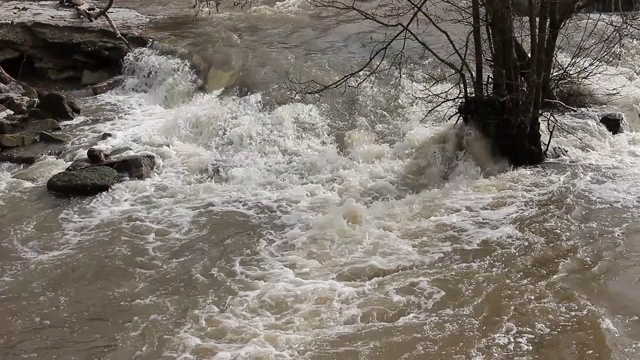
[2,1,640,359]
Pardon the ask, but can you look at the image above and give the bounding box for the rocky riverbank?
[0,0,155,196]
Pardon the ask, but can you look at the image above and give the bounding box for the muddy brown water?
[3,1,640,359]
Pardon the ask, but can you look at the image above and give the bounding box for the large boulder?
[36,92,75,120]
[600,112,627,135]
[47,166,121,196]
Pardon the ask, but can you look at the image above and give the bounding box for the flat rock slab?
[0,142,64,164]
[0,1,149,30]
[47,166,121,196]
[0,1,149,82]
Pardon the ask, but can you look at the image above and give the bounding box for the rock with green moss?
[47,166,121,196]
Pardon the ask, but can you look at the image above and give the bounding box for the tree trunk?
[472,0,484,96]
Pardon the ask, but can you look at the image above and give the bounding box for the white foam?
[4,45,640,358]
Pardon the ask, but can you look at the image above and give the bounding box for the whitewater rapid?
[3,35,640,359]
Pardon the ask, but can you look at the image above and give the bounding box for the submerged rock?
[547,146,569,159]
[47,166,121,196]
[599,112,626,135]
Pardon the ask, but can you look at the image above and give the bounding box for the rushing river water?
[3,1,640,359]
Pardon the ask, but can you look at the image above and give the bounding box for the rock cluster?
[47,147,156,196]
[0,0,156,196]
[0,83,74,164]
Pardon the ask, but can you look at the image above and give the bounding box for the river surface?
[3,1,640,359]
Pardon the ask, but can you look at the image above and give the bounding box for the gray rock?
[0,120,19,134]
[0,133,40,148]
[0,95,37,115]
[91,76,125,95]
[8,82,24,95]
[28,107,51,120]
[101,154,156,179]
[0,83,10,94]
[82,70,111,85]
[0,143,64,165]
[38,131,68,144]
[100,132,113,140]
[37,92,74,120]
[87,147,110,163]
[0,1,149,83]
[0,118,61,134]
[67,153,156,179]
[47,166,121,196]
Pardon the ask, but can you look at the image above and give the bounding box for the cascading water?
[3,2,640,359]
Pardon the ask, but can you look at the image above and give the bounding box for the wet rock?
[28,107,51,120]
[36,92,75,120]
[0,133,40,148]
[23,87,38,100]
[82,70,111,86]
[0,143,64,165]
[91,76,125,96]
[0,104,9,119]
[67,97,81,115]
[547,146,569,159]
[47,166,121,196]
[8,82,25,95]
[67,153,156,179]
[0,83,10,94]
[0,118,60,134]
[66,159,92,171]
[0,120,18,134]
[101,154,156,179]
[599,112,626,135]
[0,95,37,115]
[87,147,110,163]
[0,1,149,83]
[38,131,68,144]
[100,132,113,140]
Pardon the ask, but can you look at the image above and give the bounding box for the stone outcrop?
[0,1,148,84]
[47,166,121,196]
